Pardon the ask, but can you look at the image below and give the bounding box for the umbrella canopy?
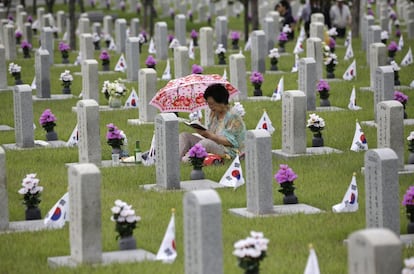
[150,74,239,113]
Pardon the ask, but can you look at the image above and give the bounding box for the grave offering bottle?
[134,141,142,164]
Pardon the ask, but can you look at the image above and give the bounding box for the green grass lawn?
[1,2,414,273]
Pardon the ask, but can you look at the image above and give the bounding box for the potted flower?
[111,199,141,250]
[230,31,240,50]
[307,113,325,147]
[317,79,330,106]
[323,45,338,79]
[188,10,193,22]
[138,33,146,53]
[190,29,198,46]
[188,143,208,180]
[101,80,128,108]
[274,164,298,204]
[106,123,127,157]
[39,109,58,141]
[278,31,288,53]
[92,32,101,50]
[58,41,70,64]
[388,41,398,62]
[59,70,73,94]
[21,40,32,58]
[250,71,264,96]
[268,48,280,71]
[8,62,23,85]
[99,50,111,71]
[402,257,414,273]
[15,29,22,44]
[18,173,43,220]
[192,64,203,74]
[402,186,414,234]
[233,231,269,274]
[407,132,414,164]
[215,43,226,65]
[328,37,336,53]
[145,55,157,69]
[394,90,408,118]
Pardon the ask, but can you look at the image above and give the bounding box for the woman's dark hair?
[203,83,229,105]
[279,0,291,10]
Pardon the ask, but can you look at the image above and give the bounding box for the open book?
[184,120,207,131]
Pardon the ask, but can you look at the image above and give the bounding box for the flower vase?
[312,132,324,147]
[102,62,110,71]
[232,39,239,50]
[218,53,226,65]
[118,235,137,250]
[46,129,58,141]
[111,146,122,156]
[23,48,31,58]
[270,58,278,71]
[25,207,41,220]
[283,192,298,204]
[388,51,396,64]
[408,152,414,164]
[193,37,198,47]
[326,63,335,79]
[406,205,414,234]
[403,104,408,119]
[13,72,23,85]
[147,65,156,70]
[109,96,122,108]
[94,41,101,50]
[244,268,259,274]
[394,70,401,86]
[190,168,205,180]
[278,42,286,53]
[16,37,21,45]
[61,52,69,64]
[105,40,111,48]
[253,84,262,96]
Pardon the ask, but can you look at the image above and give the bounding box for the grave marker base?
[272,147,343,159]
[127,119,154,125]
[361,119,414,127]
[141,179,226,191]
[65,160,136,168]
[0,219,59,234]
[2,140,67,150]
[72,106,129,112]
[48,249,156,268]
[229,204,323,218]
[361,164,414,175]
[32,95,74,101]
[0,125,13,131]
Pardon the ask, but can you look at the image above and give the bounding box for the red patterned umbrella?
[150,74,239,113]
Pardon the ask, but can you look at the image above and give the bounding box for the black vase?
[253,84,262,96]
[407,205,414,234]
[270,58,278,71]
[394,70,401,86]
[312,132,324,147]
[283,192,298,204]
[326,63,335,79]
[102,63,110,71]
[119,235,137,250]
[232,39,239,50]
[13,72,23,85]
[190,168,205,180]
[46,130,58,141]
[192,37,198,47]
[94,41,101,50]
[23,48,31,58]
[218,54,226,65]
[408,152,414,164]
[320,98,331,107]
[25,207,41,220]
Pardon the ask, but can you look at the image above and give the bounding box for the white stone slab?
[65,160,136,168]
[0,220,50,234]
[245,96,274,101]
[0,87,13,92]
[0,125,13,131]
[323,78,344,82]
[71,106,130,112]
[2,140,68,150]
[127,119,154,125]
[32,94,74,101]
[361,119,414,127]
[265,70,286,74]
[272,147,343,159]
[229,203,323,218]
[141,179,227,191]
[48,249,156,268]
[360,164,414,175]
[315,106,345,112]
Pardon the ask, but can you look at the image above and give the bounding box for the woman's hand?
[195,129,232,147]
